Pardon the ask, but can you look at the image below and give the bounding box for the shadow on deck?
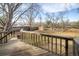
[0,37,57,56]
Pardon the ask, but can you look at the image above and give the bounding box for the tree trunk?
[3,11,13,31]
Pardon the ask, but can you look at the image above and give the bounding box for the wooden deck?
[0,37,57,56]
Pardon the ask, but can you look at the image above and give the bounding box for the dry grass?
[36,28,79,37]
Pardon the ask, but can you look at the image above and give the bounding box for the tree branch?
[8,4,32,30]
[12,3,22,12]
[0,19,5,26]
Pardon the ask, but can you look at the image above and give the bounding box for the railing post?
[65,39,68,56]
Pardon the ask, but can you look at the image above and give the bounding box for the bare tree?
[0,3,32,31]
[24,3,41,30]
[45,13,53,28]
[58,3,70,31]
[45,20,52,28]
[60,18,70,31]
[45,13,59,30]
[38,13,42,26]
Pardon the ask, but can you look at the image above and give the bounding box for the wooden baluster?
[31,33,32,45]
[10,32,12,38]
[33,33,35,45]
[32,33,34,46]
[48,37,50,51]
[36,34,38,46]
[44,36,46,47]
[26,33,27,43]
[36,34,38,47]
[22,32,23,41]
[13,31,14,37]
[38,34,40,47]
[51,37,54,53]
[5,32,8,43]
[34,33,36,46]
[25,33,27,42]
[29,33,30,44]
[40,35,42,47]
[41,35,43,47]
[73,40,76,56]
[31,33,33,45]
[34,34,36,46]
[65,39,68,56]
[44,36,46,45]
[37,34,39,47]
[60,39,62,56]
[4,33,5,43]
[55,38,57,54]
[39,35,41,47]
[0,33,3,44]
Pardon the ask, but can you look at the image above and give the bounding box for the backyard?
[0,3,79,56]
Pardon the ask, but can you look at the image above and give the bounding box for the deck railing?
[0,29,20,44]
[19,31,75,56]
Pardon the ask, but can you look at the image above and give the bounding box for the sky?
[41,3,79,13]
[34,3,79,22]
[16,3,79,24]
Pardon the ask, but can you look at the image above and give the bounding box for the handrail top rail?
[21,31,74,40]
[0,29,20,40]
[41,33,74,40]
[0,31,12,40]
[0,29,20,34]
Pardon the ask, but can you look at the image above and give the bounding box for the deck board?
[0,37,57,56]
